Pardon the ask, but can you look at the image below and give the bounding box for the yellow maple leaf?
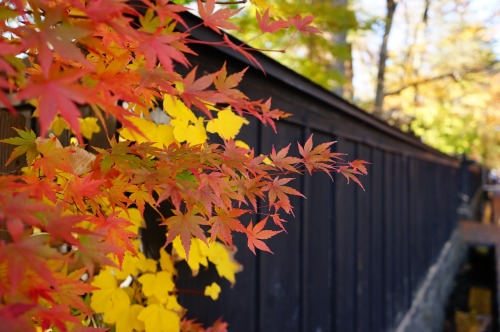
[164,96,207,145]
[159,250,176,275]
[118,208,145,234]
[50,116,69,136]
[206,108,249,140]
[116,304,145,332]
[138,271,175,303]
[204,282,221,301]
[163,96,197,123]
[79,117,101,140]
[90,270,131,324]
[137,304,180,332]
[185,117,208,145]
[120,116,176,148]
[173,237,209,276]
[207,241,243,285]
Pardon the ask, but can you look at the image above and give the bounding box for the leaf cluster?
[0,0,368,330]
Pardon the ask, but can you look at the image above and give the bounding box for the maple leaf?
[16,66,90,141]
[0,303,37,332]
[204,282,221,300]
[40,211,89,247]
[349,159,370,175]
[269,144,302,173]
[142,0,188,28]
[209,207,246,247]
[137,30,194,72]
[338,166,365,191]
[64,175,106,213]
[91,213,138,264]
[256,8,290,33]
[179,66,216,114]
[206,107,249,140]
[245,217,282,254]
[213,63,248,101]
[206,241,242,285]
[0,236,60,295]
[34,304,80,331]
[298,135,341,176]
[73,234,118,277]
[137,303,180,332]
[288,14,322,36]
[51,269,97,314]
[138,271,175,302]
[0,128,38,166]
[163,210,208,259]
[198,0,242,34]
[90,270,131,324]
[207,317,229,332]
[262,177,304,214]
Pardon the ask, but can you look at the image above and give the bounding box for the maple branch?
[175,288,205,296]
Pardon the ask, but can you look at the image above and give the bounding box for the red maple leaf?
[0,303,37,332]
[298,135,342,176]
[63,175,106,213]
[73,234,118,277]
[162,210,207,258]
[288,14,322,36]
[198,0,242,34]
[15,66,90,142]
[349,159,370,175]
[51,269,97,314]
[270,144,302,173]
[0,236,61,295]
[207,317,229,332]
[245,217,282,254]
[137,30,194,72]
[213,63,248,101]
[91,213,138,264]
[180,66,216,115]
[262,177,304,214]
[209,208,247,247]
[338,166,365,191]
[256,8,290,33]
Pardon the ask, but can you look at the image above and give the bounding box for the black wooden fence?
[173,13,484,332]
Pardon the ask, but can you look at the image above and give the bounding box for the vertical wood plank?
[370,149,385,332]
[259,121,303,332]
[334,139,357,332]
[355,144,371,332]
[303,131,334,332]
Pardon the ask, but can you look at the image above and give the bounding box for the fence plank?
[302,131,335,332]
[334,139,357,332]
[259,121,304,332]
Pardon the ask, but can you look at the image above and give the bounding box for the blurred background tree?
[176,0,500,167]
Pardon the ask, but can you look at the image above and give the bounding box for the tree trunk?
[373,0,397,116]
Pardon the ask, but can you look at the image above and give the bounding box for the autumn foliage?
[0,0,368,331]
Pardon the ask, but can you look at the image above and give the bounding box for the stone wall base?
[395,229,467,332]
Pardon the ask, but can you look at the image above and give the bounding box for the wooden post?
[0,111,28,241]
[0,110,28,174]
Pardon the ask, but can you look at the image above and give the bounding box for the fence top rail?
[179,12,460,168]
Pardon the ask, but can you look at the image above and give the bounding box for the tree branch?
[384,61,499,96]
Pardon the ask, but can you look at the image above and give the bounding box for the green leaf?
[0,128,38,166]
